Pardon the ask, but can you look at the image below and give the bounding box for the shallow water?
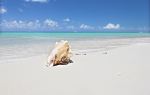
[0,32,150,61]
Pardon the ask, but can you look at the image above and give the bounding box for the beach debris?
[47,40,73,67]
[83,53,87,55]
[102,51,108,54]
[75,53,87,55]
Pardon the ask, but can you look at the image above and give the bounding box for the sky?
[0,0,150,32]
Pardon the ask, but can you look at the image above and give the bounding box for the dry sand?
[0,43,150,95]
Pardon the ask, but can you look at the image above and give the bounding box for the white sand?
[0,43,150,95]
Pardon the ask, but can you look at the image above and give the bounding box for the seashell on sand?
[47,40,73,67]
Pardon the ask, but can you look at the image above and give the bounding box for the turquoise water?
[1,32,150,38]
[1,32,150,47]
[0,32,150,60]
[1,32,150,46]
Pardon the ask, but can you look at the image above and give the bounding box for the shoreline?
[1,37,150,61]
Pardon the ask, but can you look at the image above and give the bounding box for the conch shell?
[47,40,73,67]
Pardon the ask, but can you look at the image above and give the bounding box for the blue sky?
[0,0,149,32]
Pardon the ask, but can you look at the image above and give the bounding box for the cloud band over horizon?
[0,19,149,32]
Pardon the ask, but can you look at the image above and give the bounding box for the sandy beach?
[0,43,150,95]
[1,0,150,94]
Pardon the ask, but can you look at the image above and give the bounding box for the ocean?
[0,32,150,61]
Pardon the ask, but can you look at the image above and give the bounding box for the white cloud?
[80,24,94,30]
[0,7,7,14]
[25,0,49,3]
[63,18,70,22]
[1,20,41,30]
[2,20,19,28]
[1,19,59,30]
[103,23,120,29]
[44,19,58,28]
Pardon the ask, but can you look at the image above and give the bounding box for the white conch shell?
[47,40,72,67]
